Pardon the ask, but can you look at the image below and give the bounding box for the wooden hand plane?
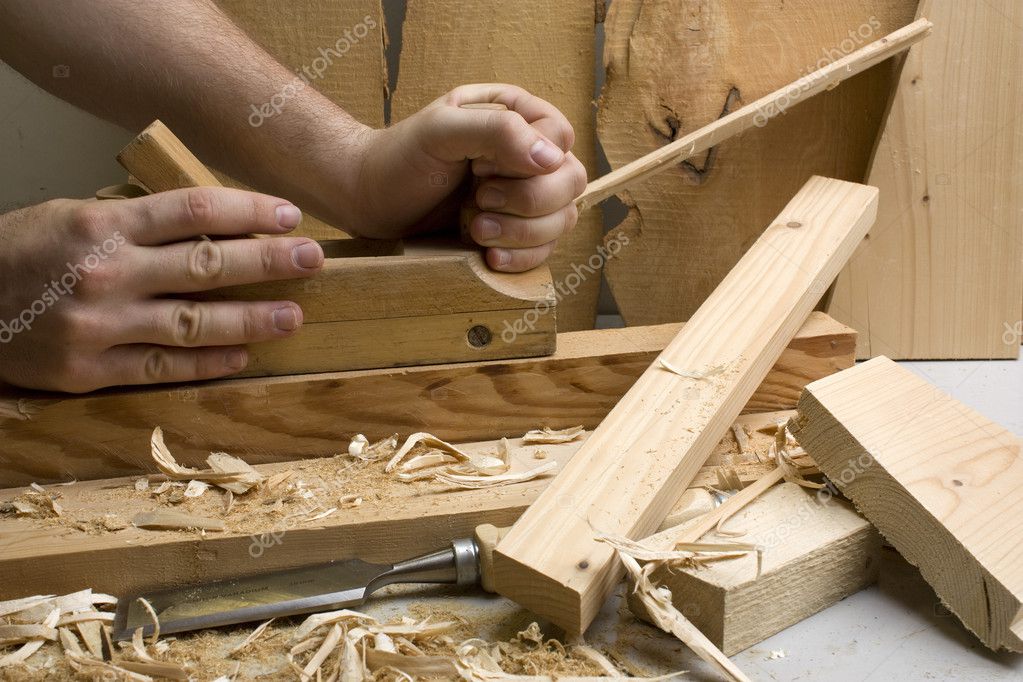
[106,120,556,378]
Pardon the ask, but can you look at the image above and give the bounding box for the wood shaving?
[348,434,369,457]
[350,433,399,462]
[659,359,726,380]
[150,427,263,494]
[433,461,558,489]
[385,432,474,472]
[183,480,210,498]
[228,618,274,658]
[731,424,750,453]
[132,509,225,532]
[522,425,585,444]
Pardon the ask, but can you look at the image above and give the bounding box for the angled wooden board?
[792,357,1023,652]
[390,0,603,331]
[597,0,918,325]
[829,0,1023,359]
[215,0,387,240]
[0,314,854,487]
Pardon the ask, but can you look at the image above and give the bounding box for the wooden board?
[0,313,854,487]
[390,0,603,331]
[214,0,387,240]
[829,0,1023,359]
[597,0,918,326]
[633,482,881,655]
[792,357,1023,652]
[0,428,780,600]
[492,176,878,634]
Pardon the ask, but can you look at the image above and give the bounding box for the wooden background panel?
[828,0,1023,359]
[390,0,603,331]
[597,0,918,326]
[215,0,388,239]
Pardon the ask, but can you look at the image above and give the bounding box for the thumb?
[415,104,566,178]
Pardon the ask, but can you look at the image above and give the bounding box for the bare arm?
[0,0,366,230]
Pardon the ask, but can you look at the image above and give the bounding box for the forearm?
[0,0,367,229]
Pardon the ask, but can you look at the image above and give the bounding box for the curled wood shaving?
[398,453,459,473]
[617,551,750,682]
[150,427,263,494]
[433,460,558,489]
[348,434,369,457]
[65,652,153,681]
[595,533,757,570]
[0,623,58,645]
[659,359,726,380]
[521,425,585,445]
[350,433,399,462]
[0,607,59,667]
[183,480,209,498]
[228,618,274,658]
[385,433,473,472]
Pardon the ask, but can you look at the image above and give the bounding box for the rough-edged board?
[597,0,918,325]
[792,357,1023,652]
[829,0,1023,359]
[0,430,773,600]
[0,313,854,487]
[214,0,387,240]
[633,482,881,655]
[391,0,602,331]
[492,176,879,635]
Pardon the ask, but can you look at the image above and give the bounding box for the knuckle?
[563,203,579,233]
[259,242,277,277]
[68,203,109,241]
[182,188,217,229]
[169,302,208,346]
[187,239,226,284]
[142,347,175,383]
[74,262,118,299]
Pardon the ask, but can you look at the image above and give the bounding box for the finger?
[116,187,303,245]
[98,344,250,387]
[486,240,559,273]
[471,204,577,249]
[444,83,575,151]
[136,236,323,294]
[475,153,587,217]
[418,106,566,179]
[110,300,303,347]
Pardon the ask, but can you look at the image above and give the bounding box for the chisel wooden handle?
[117,120,223,193]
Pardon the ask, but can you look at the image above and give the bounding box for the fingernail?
[273,306,301,332]
[530,139,563,168]
[478,187,506,210]
[226,349,248,371]
[479,217,501,242]
[276,204,303,229]
[492,248,511,267]
[292,241,323,269]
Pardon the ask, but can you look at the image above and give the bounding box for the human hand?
[0,188,324,392]
[349,84,587,272]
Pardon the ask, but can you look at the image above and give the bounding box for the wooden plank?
[0,429,774,600]
[791,357,1023,652]
[597,0,918,326]
[391,0,602,332]
[829,0,1023,359]
[214,0,387,240]
[0,313,854,486]
[492,176,878,634]
[631,482,881,655]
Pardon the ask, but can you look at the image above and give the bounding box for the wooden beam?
[830,0,1023,360]
[631,482,881,655]
[0,428,778,600]
[492,176,878,635]
[791,356,1023,652]
[0,313,854,487]
[579,18,931,210]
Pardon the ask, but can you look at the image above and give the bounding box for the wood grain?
[792,357,1023,652]
[597,0,919,326]
[829,0,1023,359]
[391,0,603,331]
[632,482,880,655]
[0,314,854,487]
[492,177,878,634]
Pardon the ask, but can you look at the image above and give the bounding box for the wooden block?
[791,357,1023,652]
[214,0,387,241]
[829,0,1023,359]
[634,482,881,655]
[492,176,878,635]
[0,314,854,486]
[0,430,773,600]
[597,0,918,327]
[391,0,602,331]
